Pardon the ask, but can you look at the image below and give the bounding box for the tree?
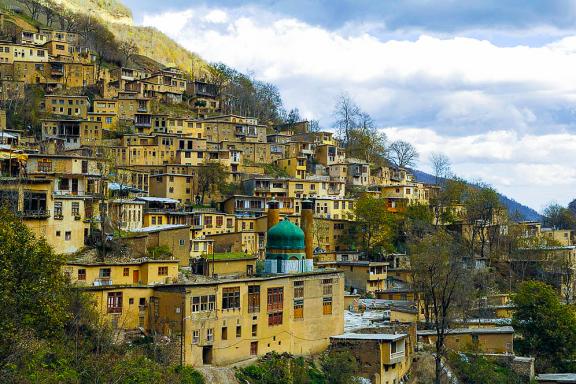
[42,0,58,27]
[410,229,469,384]
[464,184,504,262]
[196,162,227,204]
[353,195,397,257]
[543,203,576,230]
[0,208,69,365]
[118,40,138,67]
[333,93,360,146]
[429,152,451,185]
[568,199,576,216]
[346,111,388,165]
[308,120,320,133]
[17,0,42,20]
[512,281,576,372]
[388,140,419,168]
[312,219,330,251]
[430,177,467,227]
[320,350,360,384]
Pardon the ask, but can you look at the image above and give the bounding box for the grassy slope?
[55,0,210,76]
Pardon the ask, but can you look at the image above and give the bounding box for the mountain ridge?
[411,169,542,222]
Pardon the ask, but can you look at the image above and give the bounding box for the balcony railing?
[17,209,50,219]
[94,278,112,286]
[390,351,404,362]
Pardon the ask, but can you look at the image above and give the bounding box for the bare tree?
[196,162,227,205]
[429,152,451,185]
[388,140,419,168]
[118,40,138,67]
[410,229,470,384]
[308,119,320,133]
[42,1,57,27]
[17,0,42,20]
[333,93,360,146]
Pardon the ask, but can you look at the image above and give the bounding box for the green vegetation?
[512,281,576,372]
[235,351,360,384]
[261,163,289,178]
[448,352,528,384]
[0,208,204,384]
[206,252,253,260]
[148,245,173,259]
[353,195,399,257]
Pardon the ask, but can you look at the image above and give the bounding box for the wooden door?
[133,270,139,284]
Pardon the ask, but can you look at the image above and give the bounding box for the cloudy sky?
[123,0,576,211]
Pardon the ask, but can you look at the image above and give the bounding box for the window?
[129,298,134,305]
[192,296,200,312]
[236,326,241,338]
[472,334,479,344]
[192,295,217,311]
[179,239,185,246]
[248,285,260,313]
[252,324,257,337]
[56,231,61,237]
[268,311,283,326]
[71,202,80,217]
[226,218,233,228]
[107,292,123,313]
[123,267,129,276]
[323,297,333,315]
[192,330,199,344]
[216,216,223,227]
[221,327,228,340]
[294,299,304,320]
[295,183,303,189]
[38,159,52,172]
[158,266,168,276]
[294,281,304,298]
[207,328,213,342]
[250,341,258,356]
[54,201,63,217]
[222,287,240,310]
[267,287,283,313]
[322,279,333,296]
[77,269,86,280]
[23,191,46,213]
[65,231,72,241]
[205,216,213,228]
[100,268,111,278]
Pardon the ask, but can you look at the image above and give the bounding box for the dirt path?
[196,366,239,384]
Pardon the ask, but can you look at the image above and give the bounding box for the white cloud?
[203,9,228,24]
[139,5,576,209]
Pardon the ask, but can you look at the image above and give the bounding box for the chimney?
[267,199,280,229]
[301,199,314,260]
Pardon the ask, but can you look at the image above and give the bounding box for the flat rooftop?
[417,326,514,336]
[331,333,406,342]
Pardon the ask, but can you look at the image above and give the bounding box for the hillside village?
[2,2,576,384]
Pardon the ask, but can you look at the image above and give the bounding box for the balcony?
[389,350,405,364]
[368,273,386,281]
[17,209,50,219]
[94,278,112,286]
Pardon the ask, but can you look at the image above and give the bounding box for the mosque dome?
[266,218,305,251]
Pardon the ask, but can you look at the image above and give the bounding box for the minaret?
[301,199,314,260]
[267,199,280,229]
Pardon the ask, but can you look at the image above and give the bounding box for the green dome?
[267,218,305,250]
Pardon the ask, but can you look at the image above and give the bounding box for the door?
[133,270,139,284]
[202,346,213,365]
